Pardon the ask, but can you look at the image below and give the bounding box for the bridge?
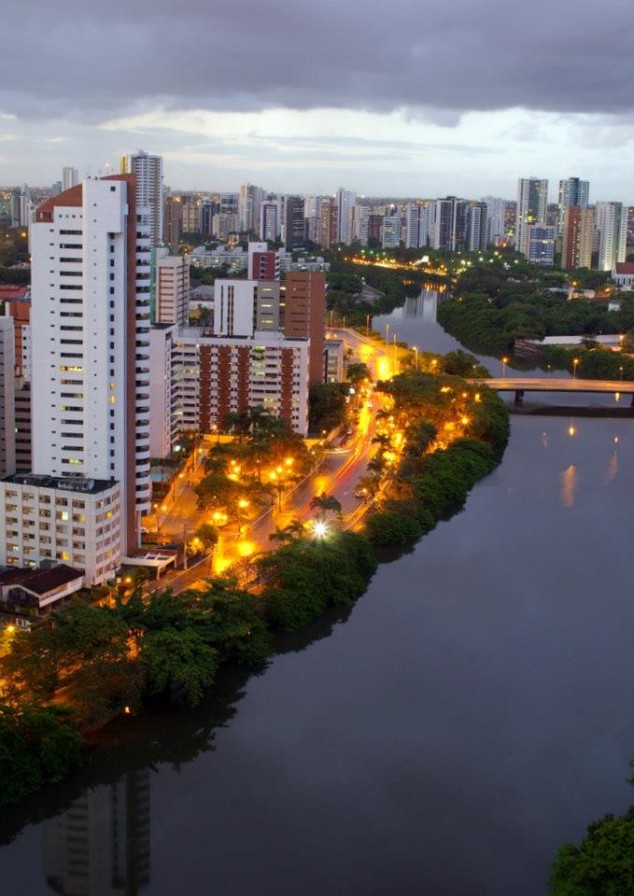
[474,377,634,407]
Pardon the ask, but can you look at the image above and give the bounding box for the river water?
[1,294,633,895]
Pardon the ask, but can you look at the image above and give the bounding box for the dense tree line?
[437,262,634,359]
[257,531,378,631]
[365,370,509,547]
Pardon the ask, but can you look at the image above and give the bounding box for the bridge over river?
[473,377,634,408]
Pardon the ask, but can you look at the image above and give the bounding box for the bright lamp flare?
[313,521,328,538]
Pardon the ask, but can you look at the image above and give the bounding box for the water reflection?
[403,290,439,321]
[43,772,150,895]
[560,464,577,508]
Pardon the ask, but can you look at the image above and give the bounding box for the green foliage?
[260,532,377,630]
[309,382,349,433]
[346,362,371,384]
[195,522,219,550]
[142,628,218,706]
[0,703,82,804]
[365,512,423,546]
[438,262,634,357]
[550,809,634,895]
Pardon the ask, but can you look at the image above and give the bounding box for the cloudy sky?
[1,0,633,203]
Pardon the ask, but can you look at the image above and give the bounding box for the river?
[1,293,633,895]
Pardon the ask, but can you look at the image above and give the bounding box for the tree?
[346,362,371,385]
[550,809,634,895]
[195,522,219,551]
[310,492,342,521]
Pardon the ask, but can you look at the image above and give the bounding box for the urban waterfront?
[0,300,633,895]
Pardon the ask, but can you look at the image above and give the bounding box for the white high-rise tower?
[123,150,164,247]
[0,176,151,584]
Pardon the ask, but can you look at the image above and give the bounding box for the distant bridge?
[473,377,634,408]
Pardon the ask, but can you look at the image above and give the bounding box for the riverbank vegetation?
[363,370,509,547]
[437,261,634,365]
[0,580,271,803]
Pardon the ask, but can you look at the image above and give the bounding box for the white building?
[153,246,190,327]
[482,196,507,245]
[123,150,164,248]
[0,473,121,585]
[62,167,79,192]
[595,201,627,271]
[405,203,429,249]
[0,177,152,583]
[213,279,280,336]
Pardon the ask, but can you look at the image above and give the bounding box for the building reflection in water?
[403,290,439,322]
[42,771,150,895]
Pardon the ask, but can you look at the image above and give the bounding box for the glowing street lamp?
[502,356,508,378]
[313,520,328,539]
[573,358,579,379]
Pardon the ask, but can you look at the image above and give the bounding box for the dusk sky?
[1,0,633,203]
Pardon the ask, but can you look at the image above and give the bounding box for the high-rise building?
[283,196,306,251]
[123,150,164,247]
[482,196,507,245]
[153,247,190,326]
[259,197,282,242]
[317,198,338,249]
[62,167,78,192]
[213,279,280,336]
[561,207,594,269]
[0,317,16,477]
[527,225,556,266]
[428,198,467,251]
[239,183,264,234]
[283,271,325,385]
[405,203,429,249]
[172,331,310,435]
[558,177,589,231]
[466,202,488,252]
[336,188,356,245]
[382,207,401,249]
[163,193,182,250]
[351,203,370,246]
[516,178,548,257]
[0,176,152,582]
[595,201,627,271]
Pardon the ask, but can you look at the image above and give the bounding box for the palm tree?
[269,519,307,543]
[309,492,342,522]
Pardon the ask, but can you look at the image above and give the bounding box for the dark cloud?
[1,0,633,123]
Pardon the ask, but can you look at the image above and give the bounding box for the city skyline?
[0,0,632,203]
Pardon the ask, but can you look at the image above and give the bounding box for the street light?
[237,498,250,535]
[619,366,624,382]
[502,356,508,378]
[412,346,418,370]
[573,358,579,379]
